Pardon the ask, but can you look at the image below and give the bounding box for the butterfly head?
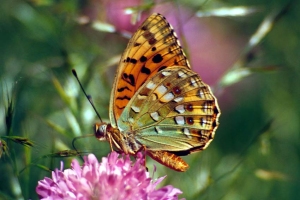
[94,122,128,154]
[94,122,109,141]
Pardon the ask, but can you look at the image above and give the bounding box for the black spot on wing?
[116,96,131,100]
[130,58,137,64]
[172,86,181,95]
[141,25,147,31]
[125,57,137,64]
[122,73,135,86]
[129,74,135,86]
[140,56,147,62]
[117,86,131,92]
[174,59,179,65]
[141,65,151,75]
[186,104,193,111]
[158,66,167,71]
[214,106,220,115]
[186,117,194,125]
[148,37,157,45]
[152,54,163,63]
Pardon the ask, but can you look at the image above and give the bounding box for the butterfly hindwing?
[117,66,219,153]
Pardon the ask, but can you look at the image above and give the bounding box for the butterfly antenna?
[71,134,95,161]
[72,69,103,122]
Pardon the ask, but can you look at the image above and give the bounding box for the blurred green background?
[1,0,300,199]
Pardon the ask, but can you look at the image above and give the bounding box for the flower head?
[36,152,184,200]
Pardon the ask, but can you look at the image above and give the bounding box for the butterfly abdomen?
[147,150,189,172]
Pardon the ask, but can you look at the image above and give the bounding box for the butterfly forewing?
[110,14,190,125]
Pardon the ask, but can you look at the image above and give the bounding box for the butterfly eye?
[94,123,107,141]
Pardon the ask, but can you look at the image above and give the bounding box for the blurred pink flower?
[36,152,184,200]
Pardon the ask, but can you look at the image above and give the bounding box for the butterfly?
[94,13,220,172]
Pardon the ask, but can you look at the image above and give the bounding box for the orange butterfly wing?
[109,13,190,126]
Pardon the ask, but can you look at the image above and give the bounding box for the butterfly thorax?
[94,122,142,155]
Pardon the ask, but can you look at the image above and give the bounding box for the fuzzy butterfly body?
[95,13,220,172]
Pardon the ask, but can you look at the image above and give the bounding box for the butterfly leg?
[106,134,114,152]
[135,145,148,170]
[147,151,189,172]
